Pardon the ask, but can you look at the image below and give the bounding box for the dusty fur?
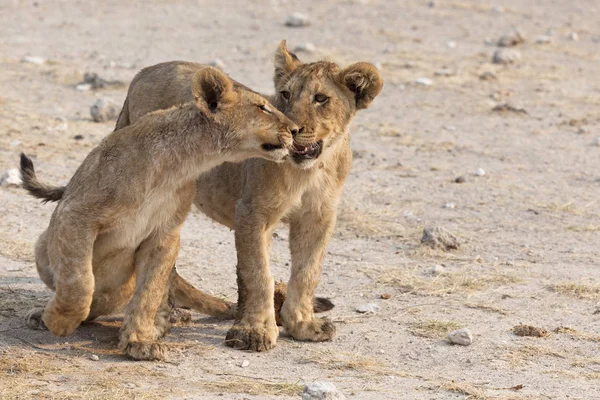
[20,67,296,360]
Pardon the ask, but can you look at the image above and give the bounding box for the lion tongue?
[294,143,310,153]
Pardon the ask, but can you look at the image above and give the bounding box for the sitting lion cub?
[20,66,296,360]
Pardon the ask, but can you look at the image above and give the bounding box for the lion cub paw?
[25,308,47,330]
[42,308,82,337]
[123,341,167,361]
[285,317,336,342]
[225,321,279,352]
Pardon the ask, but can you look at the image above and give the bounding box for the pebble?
[444,125,457,131]
[492,48,521,64]
[421,226,460,251]
[90,97,119,123]
[434,69,455,77]
[497,29,525,47]
[446,41,457,48]
[240,360,250,368]
[593,137,600,147]
[294,42,316,53]
[356,303,381,314]
[1,169,21,188]
[22,56,46,65]
[77,72,122,90]
[475,168,486,177]
[90,354,99,361]
[415,77,433,86]
[479,71,497,81]
[209,58,226,70]
[6,267,21,272]
[454,176,466,183]
[535,35,552,44]
[444,202,455,209]
[285,12,311,27]
[380,293,392,300]
[431,264,446,275]
[302,381,346,400]
[448,328,473,346]
[568,32,579,41]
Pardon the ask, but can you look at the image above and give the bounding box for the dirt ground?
[1,0,599,399]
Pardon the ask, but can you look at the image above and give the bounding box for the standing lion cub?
[20,66,297,360]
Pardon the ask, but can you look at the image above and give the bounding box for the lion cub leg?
[118,231,180,361]
[41,218,97,336]
[281,201,337,342]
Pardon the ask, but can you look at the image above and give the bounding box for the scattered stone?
[444,125,457,131]
[9,140,21,147]
[294,42,316,53]
[512,324,550,338]
[568,32,579,41]
[447,328,473,346]
[577,127,587,135]
[492,103,527,114]
[535,35,552,45]
[356,303,381,314]
[479,71,497,81]
[475,168,486,177]
[209,58,225,70]
[431,264,446,275]
[380,293,392,300]
[415,77,433,86]
[593,137,600,147]
[22,56,46,65]
[240,360,250,368]
[446,41,457,49]
[444,202,455,209]
[421,226,460,251]
[90,354,99,361]
[434,68,455,77]
[427,1,436,7]
[492,48,521,64]
[90,97,119,122]
[302,381,346,400]
[454,176,466,183]
[76,72,123,91]
[1,169,21,188]
[497,29,525,47]
[73,134,84,141]
[285,12,311,27]
[493,6,504,13]
[6,267,21,272]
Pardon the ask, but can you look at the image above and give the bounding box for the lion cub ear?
[273,40,303,88]
[339,62,383,110]
[192,67,236,113]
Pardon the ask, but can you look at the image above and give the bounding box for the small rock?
[431,264,446,275]
[593,137,600,147]
[479,71,497,81]
[356,303,381,314]
[380,293,392,300]
[492,103,527,114]
[240,360,250,368]
[568,32,579,41]
[90,354,99,361]
[492,48,521,64]
[73,134,84,141]
[285,12,311,27]
[535,35,552,44]
[497,29,525,47]
[427,1,436,7]
[77,72,123,90]
[76,83,93,91]
[475,168,486,177]
[294,42,316,53]
[209,58,225,70]
[448,328,473,346]
[493,6,504,13]
[6,267,21,272]
[446,41,457,48]
[454,176,466,183]
[378,349,385,354]
[303,381,346,400]
[415,77,433,86]
[434,69,455,77]
[444,202,455,209]
[512,324,549,338]
[9,140,21,147]
[444,125,457,131]
[90,97,119,123]
[22,56,46,65]
[1,169,21,188]
[421,226,460,251]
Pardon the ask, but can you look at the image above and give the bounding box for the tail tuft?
[19,153,65,203]
[313,297,335,313]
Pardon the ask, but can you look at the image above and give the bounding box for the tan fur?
[113,42,383,351]
[21,67,296,360]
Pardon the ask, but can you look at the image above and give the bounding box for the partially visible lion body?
[116,42,383,351]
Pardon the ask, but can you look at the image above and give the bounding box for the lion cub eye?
[280,90,291,101]
[314,94,329,104]
[259,104,273,114]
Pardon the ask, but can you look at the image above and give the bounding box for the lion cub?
[21,66,296,360]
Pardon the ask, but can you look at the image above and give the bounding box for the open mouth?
[292,140,323,161]
[261,143,285,151]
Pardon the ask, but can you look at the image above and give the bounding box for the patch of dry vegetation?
[300,350,407,377]
[501,344,566,366]
[439,380,486,399]
[337,203,404,238]
[409,320,462,339]
[465,302,509,315]
[0,231,34,262]
[547,282,600,300]
[202,378,303,397]
[554,326,600,343]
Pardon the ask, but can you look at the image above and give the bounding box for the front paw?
[122,341,167,361]
[285,317,336,342]
[42,306,84,336]
[225,320,279,352]
[25,308,47,330]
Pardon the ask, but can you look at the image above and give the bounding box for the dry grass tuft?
[337,204,404,238]
[409,320,462,339]
[512,324,550,338]
[547,282,600,300]
[465,302,509,315]
[0,231,34,262]
[502,344,566,366]
[567,224,600,232]
[554,326,600,342]
[440,380,487,399]
[300,350,407,377]
[202,378,303,397]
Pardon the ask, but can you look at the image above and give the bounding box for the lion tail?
[19,153,65,203]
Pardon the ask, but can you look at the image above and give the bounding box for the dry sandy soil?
[1,0,599,399]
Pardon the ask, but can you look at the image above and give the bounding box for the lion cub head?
[271,41,383,169]
[192,67,297,163]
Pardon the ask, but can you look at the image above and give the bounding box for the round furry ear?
[191,67,235,112]
[273,40,303,88]
[339,62,383,110]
